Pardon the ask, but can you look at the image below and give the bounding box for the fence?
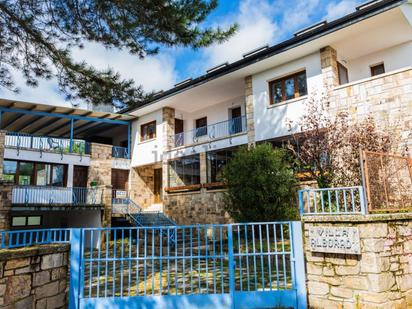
[0,228,71,249]
[12,186,104,206]
[173,116,246,147]
[0,222,307,309]
[5,132,90,155]
[361,150,412,212]
[298,186,366,215]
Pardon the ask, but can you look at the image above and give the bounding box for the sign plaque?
[309,226,361,254]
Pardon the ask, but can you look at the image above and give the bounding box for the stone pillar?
[245,76,255,148]
[0,183,12,231]
[320,46,339,88]
[199,152,207,185]
[0,130,6,180]
[87,143,112,187]
[162,107,175,152]
[67,164,74,187]
[101,184,113,227]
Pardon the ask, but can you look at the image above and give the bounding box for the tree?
[221,144,298,222]
[0,1,236,107]
[286,94,396,187]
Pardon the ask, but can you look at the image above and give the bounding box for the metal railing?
[112,146,129,159]
[173,115,247,147]
[0,228,71,249]
[298,186,366,215]
[12,186,104,206]
[5,132,90,155]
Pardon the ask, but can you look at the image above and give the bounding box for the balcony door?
[229,106,242,134]
[154,168,162,203]
[175,118,184,147]
[73,166,88,188]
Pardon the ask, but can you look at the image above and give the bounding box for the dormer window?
[269,71,307,104]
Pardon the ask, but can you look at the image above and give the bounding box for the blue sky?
[2,0,364,107]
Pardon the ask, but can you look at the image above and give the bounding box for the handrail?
[5,132,90,155]
[173,115,247,148]
[298,186,366,215]
[0,228,71,249]
[11,186,104,206]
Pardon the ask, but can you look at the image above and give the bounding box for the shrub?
[221,143,298,222]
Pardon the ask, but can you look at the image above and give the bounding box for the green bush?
[222,143,298,222]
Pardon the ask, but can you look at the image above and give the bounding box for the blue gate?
[69,222,306,309]
[0,222,307,308]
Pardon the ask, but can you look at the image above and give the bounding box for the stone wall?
[163,189,231,225]
[304,214,412,308]
[0,244,69,308]
[245,76,255,147]
[129,165,155,209]
[329,57,412,153]
[0,131,5,181]
[88,142,113,186]
[0,184,12,232]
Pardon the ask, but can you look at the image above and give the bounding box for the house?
[0,0,411,230]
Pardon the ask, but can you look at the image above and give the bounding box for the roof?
[0,98,135,138]
[121,0,406,114]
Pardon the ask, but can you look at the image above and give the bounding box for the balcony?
[11,186,103,207]
[173,116,246,148]
[112,146,129,159]
[5,132,90,156]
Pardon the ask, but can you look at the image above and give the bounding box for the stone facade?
[304,214,412,308]
[0,131,5,181]
[129,165,156,209]
[0,244,69,308]
[245,76,255,147]
[88,142,113,186]
[330,67,412,153]
[0,183,12,232]
[163,189,231,225]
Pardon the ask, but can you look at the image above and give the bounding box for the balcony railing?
[173,115,246,148]
[5,132,90,155]
[112,146,129,159]
[12,186,103,206]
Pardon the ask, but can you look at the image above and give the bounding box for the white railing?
[173,116,246,148]
[12,186,103,206]
[298,186,367,215]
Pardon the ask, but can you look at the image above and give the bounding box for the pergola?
[0,99,135,156]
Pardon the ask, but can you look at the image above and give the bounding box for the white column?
[67,164,74,187]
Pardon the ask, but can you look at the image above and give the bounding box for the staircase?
[125,199,176,227]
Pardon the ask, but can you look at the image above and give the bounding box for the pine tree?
[0,1,236,107]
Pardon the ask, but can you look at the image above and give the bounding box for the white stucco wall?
[346,41,412,82]
[252,52,323,142]
[131,109,163,167]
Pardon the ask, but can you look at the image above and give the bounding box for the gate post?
[291,222,307,309]
[227,225,235,309]
[69,228,82,309]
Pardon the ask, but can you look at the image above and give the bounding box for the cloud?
[324,0,361,21]
[197,0,279,70]
[0,42,178,107]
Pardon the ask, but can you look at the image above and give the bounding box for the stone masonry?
[0,183,12,232]
[303,214,412,308]
[245,75,255,148]
[0,131,5,181]
[129,165,155,210]
[0,244,69,308]
[320,46,339,88]
[330,67,412,153]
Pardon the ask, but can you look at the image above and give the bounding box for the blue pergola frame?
[0,106,132,158]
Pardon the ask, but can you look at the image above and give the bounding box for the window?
[140,121,156,141]
[11,216,42,227]
[2,160,66,186]
[207,149,235,183]
[370,63,385,77]
[269,71,307,104]
[338,62,349,85]
[195,117,207,137]
[168,155,200,187]
[3,160,17,183]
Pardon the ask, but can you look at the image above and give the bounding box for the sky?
[1,0,364,108]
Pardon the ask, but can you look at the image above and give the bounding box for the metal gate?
[68,222,306,309]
